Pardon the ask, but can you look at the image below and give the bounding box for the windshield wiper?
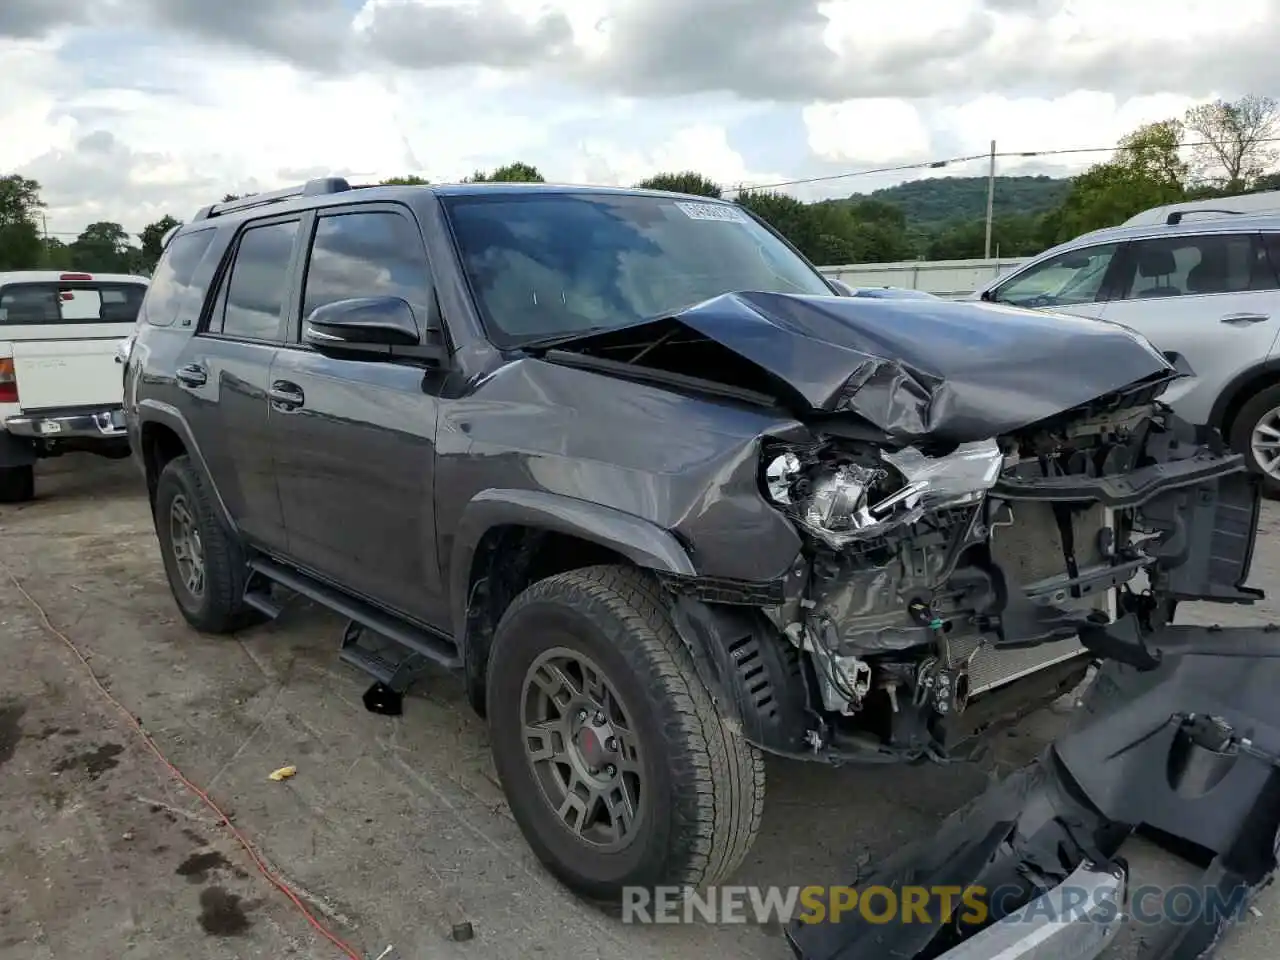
[515,325,622,351]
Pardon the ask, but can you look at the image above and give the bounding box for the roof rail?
[1166,207,1245,226]
[158,223,182,252]
[192,177,352,222]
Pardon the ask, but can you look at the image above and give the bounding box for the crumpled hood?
[541,291,1179,444]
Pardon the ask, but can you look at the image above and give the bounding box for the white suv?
[973,212,1280,496]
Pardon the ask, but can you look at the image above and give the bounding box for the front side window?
[145,229,216,327]
[0,281,146,325]
[992,243,1119,308]
[213,220,299,341]
[442,193,833,345]
[1118,234,1277,300]
[301,211,434,329]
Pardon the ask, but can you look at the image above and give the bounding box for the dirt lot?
[2,455,1279,960]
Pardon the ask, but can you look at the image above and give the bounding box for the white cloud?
[570,124,785,190]
[802,100,932,164]
[4,0,1278,238]
[0,39,76,170]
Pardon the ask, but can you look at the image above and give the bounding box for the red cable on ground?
[6,570,365,960]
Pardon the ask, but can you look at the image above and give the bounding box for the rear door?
[175,216,302,552]
[0,276,146,411]
[1093,231,1280,425]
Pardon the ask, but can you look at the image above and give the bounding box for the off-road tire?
[486,564,765,906]
[1229,382,1280,499]
[0,465,34,504]
[154,454,259,634]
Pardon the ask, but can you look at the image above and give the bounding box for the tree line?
[2,96,1276,276]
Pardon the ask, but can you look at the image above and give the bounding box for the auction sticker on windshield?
[674,201,747,223]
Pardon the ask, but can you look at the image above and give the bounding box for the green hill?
[860,175,1072,228]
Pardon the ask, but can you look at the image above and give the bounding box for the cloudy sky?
[3,0,1277,239]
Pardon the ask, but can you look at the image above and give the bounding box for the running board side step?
[245,557,462,672]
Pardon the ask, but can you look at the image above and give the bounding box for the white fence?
[818,257,1028,299]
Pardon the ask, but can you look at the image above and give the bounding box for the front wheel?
[485,565,765,906]
[1229,383,1280,499]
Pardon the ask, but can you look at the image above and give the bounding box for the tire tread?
[156,455,257,634]
[493,564,765,894]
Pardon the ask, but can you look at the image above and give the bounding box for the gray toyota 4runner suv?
[124,178,1263,905]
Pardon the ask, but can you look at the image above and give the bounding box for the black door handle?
[176,363,207,388]
[268,380,305,411]
[1221,313,1270,325]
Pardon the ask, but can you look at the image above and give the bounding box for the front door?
[986,241,1124,320]
[270,205,450,627]
[1094,231,1280,426]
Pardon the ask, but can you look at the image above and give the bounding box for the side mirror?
[303,297,420,351]
[827,278,856,297]
[980,289,994,302]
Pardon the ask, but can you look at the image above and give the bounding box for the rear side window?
[1263,233,1280,284]
[145,229,216,327]
[0,281,146,325]
[209,220,300,342]
[1119,233,1277,299]
[300,211,435,330]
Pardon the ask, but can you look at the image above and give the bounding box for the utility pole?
[984,140,996,260]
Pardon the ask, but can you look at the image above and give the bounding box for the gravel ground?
[1,455,1277,960]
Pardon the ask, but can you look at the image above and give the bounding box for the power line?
[30,132,1280,236]
[726,134,1280,194]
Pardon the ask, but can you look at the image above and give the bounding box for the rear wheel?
[154,455,259,633]
[0,465,34,503]
[1229,383,1280,499]
[485,565,765,906]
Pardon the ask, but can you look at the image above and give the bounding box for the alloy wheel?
[169,493,206,598]
[1251,404,1280,481]
[520,647,645,851]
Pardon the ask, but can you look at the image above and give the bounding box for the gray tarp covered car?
[787,624,1280,960]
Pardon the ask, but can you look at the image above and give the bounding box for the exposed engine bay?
[754,390,1260,762]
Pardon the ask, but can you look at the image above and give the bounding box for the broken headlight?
[763,439,1005,547]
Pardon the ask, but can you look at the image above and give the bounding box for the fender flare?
[448,487,696,642]
[134,399,238,532]
[1208,357,1280,430]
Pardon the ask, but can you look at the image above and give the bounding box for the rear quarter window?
[0,281,147,325]
[144,229,218,327]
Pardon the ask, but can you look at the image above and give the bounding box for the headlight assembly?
[763,439,1004,547]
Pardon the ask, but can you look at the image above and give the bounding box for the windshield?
[441,192,834,345]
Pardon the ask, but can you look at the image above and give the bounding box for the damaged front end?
[536,292,1264,765]
[758,394,1261,764]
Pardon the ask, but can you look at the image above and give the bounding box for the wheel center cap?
[576,726,606,768]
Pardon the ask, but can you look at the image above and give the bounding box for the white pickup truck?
[0,271,149,502]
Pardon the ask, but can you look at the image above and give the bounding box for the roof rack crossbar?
[1166,208,1246,226]
[192,177,352,222]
